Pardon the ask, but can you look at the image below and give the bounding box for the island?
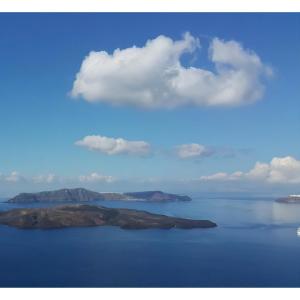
[276,194,300,204]
[7,188,192,203]
[0,204,217,230]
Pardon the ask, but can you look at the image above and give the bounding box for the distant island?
[0,204,216,230]
[7,188,192,203]
[276,194,300,204]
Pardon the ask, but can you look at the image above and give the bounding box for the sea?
[0,195,300,287]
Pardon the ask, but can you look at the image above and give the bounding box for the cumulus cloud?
[200,156,300,184]
[78,172,115,183]
[75,135,151,156]
[71,32,271,109]
[175,143,213,159]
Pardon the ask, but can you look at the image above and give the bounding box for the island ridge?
[7,188,192,203]
[0,204,217,230]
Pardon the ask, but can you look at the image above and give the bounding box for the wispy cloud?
[0,171,116,185]
[78,172,116,183]
[0,172,56,184]
[174,143,252,160]
[3,171,24,183]
[32,174,56,184]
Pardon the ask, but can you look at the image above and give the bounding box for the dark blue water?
[0,196,300,287]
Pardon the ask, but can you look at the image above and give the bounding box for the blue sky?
[0,13,299,196]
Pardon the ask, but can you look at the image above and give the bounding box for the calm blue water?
[0,196,300,287]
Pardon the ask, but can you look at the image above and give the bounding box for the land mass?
[276,196,300,204]
[7,188,192,203]
[0,204,216,230]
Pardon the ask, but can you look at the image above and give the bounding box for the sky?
[0,13,299,197]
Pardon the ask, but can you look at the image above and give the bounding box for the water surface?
[0,196,299,287]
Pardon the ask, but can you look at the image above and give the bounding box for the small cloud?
[75,135,151,156]
[175,143,213,159]
[5,171,24,183]
[78,172,115,183]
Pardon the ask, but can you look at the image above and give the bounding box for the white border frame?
[0,0,299,12]
[0,1,299,298]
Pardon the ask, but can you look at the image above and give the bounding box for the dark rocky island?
[0,204,216,230]
[276,195,300,204]
[7,188,192,203]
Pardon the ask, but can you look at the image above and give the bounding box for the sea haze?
[0,195,300,287]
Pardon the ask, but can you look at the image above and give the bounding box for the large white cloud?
[175,143,213,159]
[71,32,271,109]
[200,156,300,184]
[75,135,150,156]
